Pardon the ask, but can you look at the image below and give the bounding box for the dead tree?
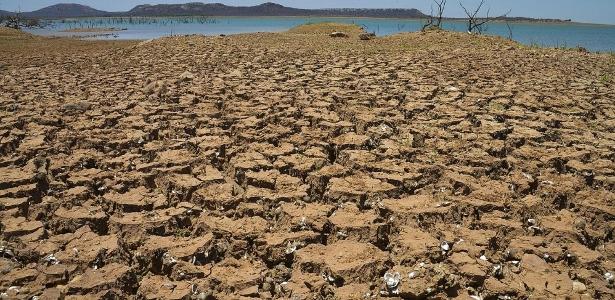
[422,0,447,31]
[505,21,513,40]
[1,11,42,29]
[460,0,510,34]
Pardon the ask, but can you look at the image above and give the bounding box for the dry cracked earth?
[0,24,614,299]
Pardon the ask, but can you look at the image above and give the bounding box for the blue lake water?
[26,16,615,52]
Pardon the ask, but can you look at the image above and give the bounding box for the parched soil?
[0,24,614,299]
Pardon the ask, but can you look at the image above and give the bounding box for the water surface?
[25,16,615,52]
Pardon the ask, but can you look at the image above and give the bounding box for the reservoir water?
[25,16,615,52]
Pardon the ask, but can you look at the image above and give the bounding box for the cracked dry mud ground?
[0,24,614,299]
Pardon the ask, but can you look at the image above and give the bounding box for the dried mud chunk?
[245,173,308,203]
[564,242,603,266]
[194,165,225,185]
[39,264,78,287]
[306,164,350,198]
[192,182,239,211]
[255,231,320,264]
[517,253,573,297]
[16,134,48,154]
[55,230,119,269]
[62,186,92,204]
[1,216,44,238]
[440,171,478,196]
[331,132,370,149]
[281,269,330,299]
[0,197,28,211]
[390,227,439,264]
[52,206,107,234]
[66,168,111,187]
[138,275,192,300]
[334,283,374,299]
[295,240,389,285]
[482,277,523,298]
[540,210,584,240]
[447,252,486,285]
[273,154,327,177]
[337,150,376,168]
[139,233,214,261]
[384,263,457,298]
[155,173,202,202]
[109,207,189,235]
[576,192,615,221]
[197,216,268,240]
[0,167,35,189]
[507,235,556,261]
[102,186,156,212]
[245,169,279,189]
[1,267,38,286]
[446,227,495,258]
[0,182,39,199]
[474,211,524,234]
[155,149,198,167]
[66,263,136,295]
[326,173,397,203]
[230,152,272,175]
[274,174,309,201]
[379,195,447,227]
[207,258,265,295]
[278,202,335,232]
[326,205,388,245]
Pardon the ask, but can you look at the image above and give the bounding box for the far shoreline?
[33,15,615,27]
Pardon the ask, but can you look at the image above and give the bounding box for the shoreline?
[33,15,615,27]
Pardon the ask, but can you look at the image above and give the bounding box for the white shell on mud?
[440,241,450,252]
[384,272,401,289]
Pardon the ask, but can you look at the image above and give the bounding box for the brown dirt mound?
[288,22,366,36]
[0,27,31,38]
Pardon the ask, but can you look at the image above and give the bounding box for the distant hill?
[9,2,427,19]
[0,10,12,16]
[23,3,112,18]
[126,2,427,18]
[5,2,571,23]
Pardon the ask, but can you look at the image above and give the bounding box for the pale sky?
[1,0,614,25]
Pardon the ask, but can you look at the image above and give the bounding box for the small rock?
[178,71,195,82]
[330,32,348,38]
[359,33,376,40]
[572,281,586,293]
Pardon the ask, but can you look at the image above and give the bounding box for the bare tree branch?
[460,0,510,34]
[422,0,447,31]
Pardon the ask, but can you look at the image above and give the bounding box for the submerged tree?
[422,0,447,31]
[460,0,510,34]
[1,12,42,29]
[0,1,42,30]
